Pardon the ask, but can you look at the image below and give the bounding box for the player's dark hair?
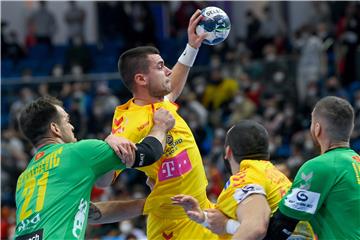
[225,120,270,163]
[18,96,63,146]
[313,96,354,142]
[118,46,160,91]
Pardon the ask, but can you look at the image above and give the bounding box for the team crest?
[166,134,173,145]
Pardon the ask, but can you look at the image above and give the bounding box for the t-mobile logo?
[158,150,192,181]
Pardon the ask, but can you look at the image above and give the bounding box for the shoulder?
[299,153,336,174]
[71,139,107,150]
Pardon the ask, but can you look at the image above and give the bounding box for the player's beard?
[149,78,172,98]
[310,129,321,153]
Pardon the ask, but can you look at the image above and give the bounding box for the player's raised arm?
[166,9,207,102]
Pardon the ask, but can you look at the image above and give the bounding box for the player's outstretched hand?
[105,134,137,167]
[188,9,207,49]
[206,208,228,235]
[171,194,205,223]
[153,108,175,132]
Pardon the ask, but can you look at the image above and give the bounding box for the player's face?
[146,54,172,97]
[55,105,77,143]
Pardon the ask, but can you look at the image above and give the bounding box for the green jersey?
[15,140,126,240]
[279,148,360,240]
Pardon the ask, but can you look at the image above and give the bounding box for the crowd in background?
[2,1,360,239]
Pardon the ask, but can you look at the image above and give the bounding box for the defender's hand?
[105,134,137,167]
[188,9,207,49]
[171,194,205,223]
[207,208,228,235]
[153,108,175,132]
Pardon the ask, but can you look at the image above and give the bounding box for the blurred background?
[1,1,360,239]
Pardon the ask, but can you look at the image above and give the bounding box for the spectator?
[27,1,57,47]
[296,25,324,103]
[2,31,26,63]
[260,5,285,44]
[64,1,86,43]
[64,36,93,73]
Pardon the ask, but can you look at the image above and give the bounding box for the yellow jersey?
[216,160,314,239]
[112,98,209,218]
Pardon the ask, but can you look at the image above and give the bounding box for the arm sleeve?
[278,158,336,220]
[132,136,164,168]
[72,140,126,178]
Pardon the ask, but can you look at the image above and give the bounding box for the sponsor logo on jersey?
[233,184,266,203]
[158,150,192,181]
[300,172,313,190]
[16,213,41,233]
[137,121,150,131]
[164,137,183,156]
[72,198,88,239]
[35,152,44,161]
[284,188,320,214]
[15,229,43,240]
[112,116,126,134]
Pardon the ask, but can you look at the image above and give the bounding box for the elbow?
[254,218,269,239]
[246,219,269,240]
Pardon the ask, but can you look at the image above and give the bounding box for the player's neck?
[321,140,349,154]
[35,137,64,150]
[133,95,164,106]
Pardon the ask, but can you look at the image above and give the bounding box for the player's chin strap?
[178,44,199,67]
[263,210,299,240]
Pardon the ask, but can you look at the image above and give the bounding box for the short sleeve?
[71,140,126,178]
[279,159,336,220]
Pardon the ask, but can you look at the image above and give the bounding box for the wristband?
[201,211,209,228]
[226,219,241,235]
[178,44,199,67]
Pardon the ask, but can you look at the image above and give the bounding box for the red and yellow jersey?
[216,160,314,240]
[216,160,291,220]
[112,98,209,218]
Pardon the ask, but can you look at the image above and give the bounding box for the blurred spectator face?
[326,76,340,91]
[119,220,133,235]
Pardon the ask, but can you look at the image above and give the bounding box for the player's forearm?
[232,220,268,240]
[147,125,168,150]
[88,199,145,224]
[167,62,190,102]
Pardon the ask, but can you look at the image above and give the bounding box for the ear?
[315,122,321,137]
[224,145,233,160]
[50,122,61,138]
[134,73,147,87]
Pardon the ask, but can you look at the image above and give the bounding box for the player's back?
[306,148,360,239]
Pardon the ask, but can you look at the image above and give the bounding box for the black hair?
[225,120,270,163]
[18,96,63,146]
[118,46,160,91]
[313,96,354,142]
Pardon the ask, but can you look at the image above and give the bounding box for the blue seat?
[28,44,51,60]
[1,59,14,77]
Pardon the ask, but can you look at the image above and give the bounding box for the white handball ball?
[196,6,231,45]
